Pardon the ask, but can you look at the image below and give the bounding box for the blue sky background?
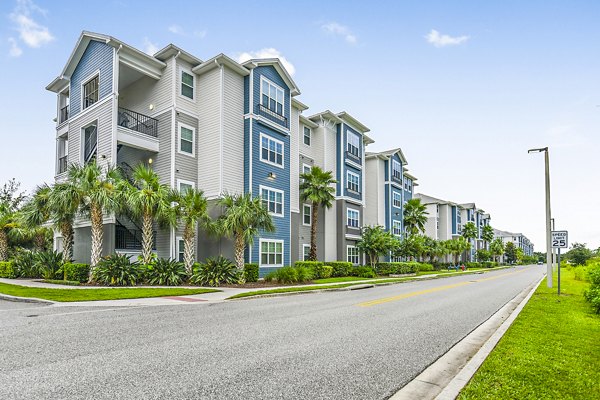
[1,0,599,250]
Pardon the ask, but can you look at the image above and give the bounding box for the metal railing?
[115,220,156,251]
[256,104,288,128]
[57,155,68,174]
[118,107,158,137]
[59,106,69,124]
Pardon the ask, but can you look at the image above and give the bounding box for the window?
[303,126,311,146]
[347,171,360,193]
[261,78,284,115]
[260,186,283,216]
[261,240,283,266]
[179,124,195,156]
[347,131,360,158]
[347,246,360,265]
[303,204,311,226]
[83,123,97,163]
[82,75,99,110]
[303,164,311,175]
[181,70,194,100]
[403,177,408,191]
[407,179,412,193]
[392,160,402,180]
[392,192,401,208]
[303,244,310,261]
[393,220,402,236]
[177,237,184,262]
[347,208,359,228]
[260,134,283,167]
[178,179,194,194]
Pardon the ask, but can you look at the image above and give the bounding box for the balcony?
[117,107,159,152]
[256,104,288,128]
[59,106,69,124]
[115,220,156,251]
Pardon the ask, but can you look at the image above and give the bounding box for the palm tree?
[403,198,428,236]
[446,237,471,265]
[461,221,478,261]
[482,225,494,250]
[0,201,18,261]
[66,160,122,274]
[216,192,275,279]
[49,182,81,265]
[19,184,52,252]
[172,188,210,274]
[490,238,505,263]
[299,166,336,261]
[120,164,175,265]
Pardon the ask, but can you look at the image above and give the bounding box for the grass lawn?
[312,276,376,284]
[228,283,358,299]
[459,268,600,399]
[0,282,219,302]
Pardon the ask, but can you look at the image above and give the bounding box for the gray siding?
[118,57,173,116]
[72,224,115,264]
[197,67,221,196]
[66,98,114,167]
[222,66,245,195]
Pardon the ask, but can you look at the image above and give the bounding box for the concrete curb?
[0,293,55,305]
[390,274,544,400]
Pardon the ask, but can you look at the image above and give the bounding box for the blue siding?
[336,123,342,194]
[452,206,457,235]
[344,164,362,200]
[243,75,250,114]
[339,123,363,201]
[70,40,113,117]
[391,153,403,185]
[342,123,362,165]
[243,118,251,192]
[252,66,290,129]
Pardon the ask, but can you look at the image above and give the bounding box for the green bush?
[244,263,259,283]
[190,256,239,287]
[419,263,434,272]
[325,261,353,277]
[320,265,333,279]
[93,254,142,286]
[352,266,377,278]
[146,258,187,286]
[35,250,63,280]
[375,262,423,275]
[295,261,334,279]
[584,263,600,313]
[41,279,80,286]
[265,265,313,284]
[0,261,15,278]
[573,266,589,282]
[12,250,40,278]
[58,263,90,283]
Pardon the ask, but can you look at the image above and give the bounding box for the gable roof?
[242,58,300,96]
[192,53,249,76]
[365,148,408,165]
[154,44,202,66]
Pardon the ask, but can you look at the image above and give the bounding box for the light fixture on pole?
[528,146,552,288]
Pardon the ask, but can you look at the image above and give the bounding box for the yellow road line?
[356,268,528,307]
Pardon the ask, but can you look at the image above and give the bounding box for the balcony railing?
[115,224,156,251]
[256,104,288,128]
[118,107,158,138]
[57,155,68,174]
[59,106,69,124]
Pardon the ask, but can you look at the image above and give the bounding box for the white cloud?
[8,37,23,57]
[9,0,54,49]
[168,24,207,39]
[426,29,469,47]
[142,37,159,55]
[236,48,296,76]
[168,24,184,35]
[321,22,357,44]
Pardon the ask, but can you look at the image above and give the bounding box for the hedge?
[295,261,335,279]
[244,263,259,283]
[0,261,15,278]
[59,263,90,283]
[375,262,433,275]
[324,261,353,277]
[352,266,377,278]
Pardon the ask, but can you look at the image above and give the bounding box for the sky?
[0,0,599,251]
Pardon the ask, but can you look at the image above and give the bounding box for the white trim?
[259,132,284,169]
[302,125,311,147]
[345,158,362,170]
[259,185,284,217]
[219,63,224,194]
[245,114,291,135]
[80,69,100,112]
[259,75,285,115]
[347,245,360,265]
[177,178,195,193]
[302,244,311,261]
[80,120,98,164]
[178,66,196,102]
[392,220,402,236]
[177,122,196,157]
[176,236,184,262]
[346,170,360,193]
[347,207,360,228]
[392,190,402,208]
[301,163,312,179]
[302,203,312,226]
[248,69,254,198]
[259,238,284,268]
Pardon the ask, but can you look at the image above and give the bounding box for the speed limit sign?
[551,231,568,248]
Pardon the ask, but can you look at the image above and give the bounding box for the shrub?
[58,263,90,283]
[375,262,423,275]
[352,266,377,278]
[419,263,434,272]
[320,265,333,279]
[34,250,64,280]
[12,250,40,278]
[265,266,313,284]
[146,258,187,286]
[190,256,239,287]
[93,254,141,286]
[295,261,333,279]
[584,263,600,313]
[244,263,259,283]
[0,261,15,278]
[325,261,353,277]
[41,279,80,286]
[573,266,589,282]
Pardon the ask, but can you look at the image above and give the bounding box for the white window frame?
[80,121,98,164]
[179,67,195,101]
[178,122,196,157]
[347,208,360,229]
[303,126,311,146]
[259,185,284,217]
[80,70,100,112]
[303,203,311,226]
[177,179,195,194]
[302,244,311,261]
[346,171,360,193]
[259,132,284,168]
[347,245,360,265]
[259,239,284,267]
[392,220,402,236]
[176,236,185,263]
[392,191,401,208]
[260,76,285,116]
[392,160,402,180]
[346,131,360,158]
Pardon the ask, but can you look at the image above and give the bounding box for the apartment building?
[493,229,534,257]
[46,31,375,273]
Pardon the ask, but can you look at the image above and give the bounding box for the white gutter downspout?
[170,51,181,259]
[216,59,224,195]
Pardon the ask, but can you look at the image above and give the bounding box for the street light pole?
[528,147,552,288]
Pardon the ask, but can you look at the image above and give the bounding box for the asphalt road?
[0,265,544,400]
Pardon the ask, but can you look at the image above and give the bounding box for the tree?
[504,242,517,264]
[357,226,399,267]
[48,182,81,265]
[516,247,524,264]
[566,243,593,266]
[0,201,18,261]
[172,188,210,274]
[403,198,428,236]
[216,192,275,280]
[20,184,52,252]
[300,166,336,261]
[490,238,505,263]
[476,249,492,262]
[66,161,122,275]
[394,234,426,261]
[461,222,478,261]
[481,225,494,249]
[0,179,26,211]
[121,164,175,265]
[445,237,471,265]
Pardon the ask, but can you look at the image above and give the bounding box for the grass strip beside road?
[228,283,358,299]
[459,268,600,399]
[0,282,219,302]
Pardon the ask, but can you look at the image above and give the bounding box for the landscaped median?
[0,282,219,302]
[458,267,600,399]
